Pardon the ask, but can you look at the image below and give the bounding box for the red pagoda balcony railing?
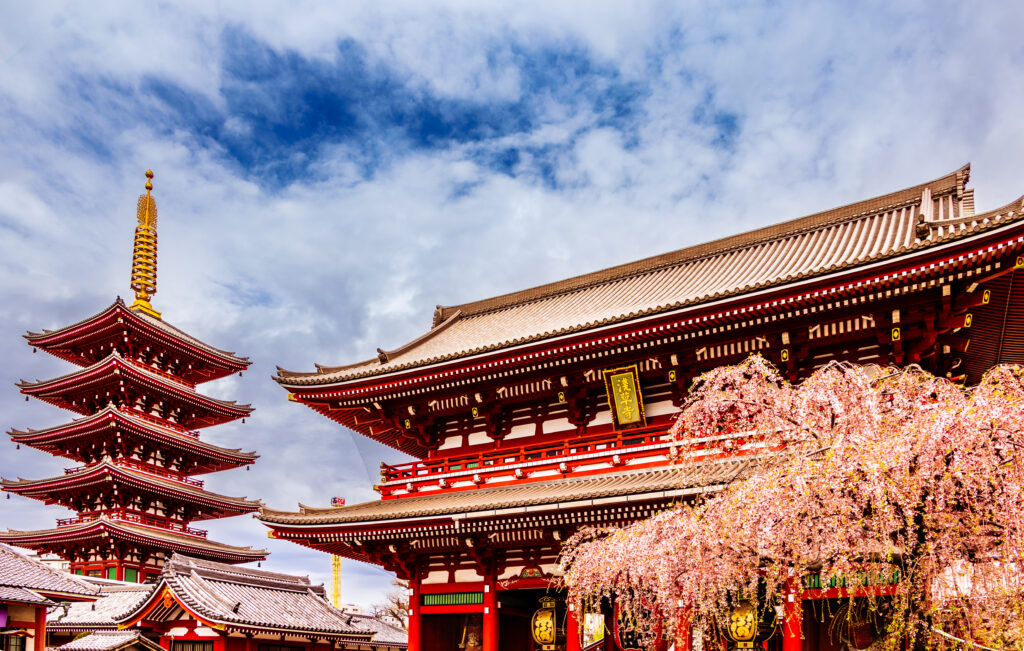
[63,459,205,488]
[380,424,680,493]
[123,356,195,389]
[113,458,205,487]
[120,406,201,439]
[56,509,208,538]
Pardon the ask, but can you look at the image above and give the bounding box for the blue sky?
[1,1,1023,608]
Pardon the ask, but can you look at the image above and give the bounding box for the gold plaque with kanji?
[604,365,646,429]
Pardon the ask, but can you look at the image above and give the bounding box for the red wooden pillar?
[407,579,421,651]
[483,572,499,651]
[782,583,802,651]
[675,606,692,651]
[565,604,581,651]
[34,605,47,651]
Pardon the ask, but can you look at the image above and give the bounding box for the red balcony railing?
[123,356,195,389]
[119,406,201,438]
[382,423,676,486]
[64,459,204,488]
[56,509,208,538]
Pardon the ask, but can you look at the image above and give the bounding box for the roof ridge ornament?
[129,170,162,319]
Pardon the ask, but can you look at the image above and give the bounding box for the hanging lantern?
[724,598,777,650]
[531,596,560,649]
[725,602,757,649]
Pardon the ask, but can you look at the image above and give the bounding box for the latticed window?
[258,644,303,651]
[171,642,213,651]
[2,634,27,651]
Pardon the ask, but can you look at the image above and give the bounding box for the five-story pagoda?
[2,171,266,582]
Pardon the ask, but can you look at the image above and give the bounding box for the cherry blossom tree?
[559,355,1024,650]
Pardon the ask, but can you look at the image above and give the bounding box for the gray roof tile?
[0,544,97,599]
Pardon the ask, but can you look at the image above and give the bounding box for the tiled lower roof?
[278,166,1024,385]
[0,543,97,599]
[119,555,373,639]
[48,585,153,629]
[57,630,161,651]
[0,585,51,606]
[259,460,748,527]
[345,614,408,647]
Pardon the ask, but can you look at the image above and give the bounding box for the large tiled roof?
[260,460,748,527]
[121,555,372,640]
[0,520,266,563]
[48,585,153,630]
[2,457,262,517]
[57,630,161,651]
[25,298,250,369]
[0,543,97,600]
[278,165,1024,386]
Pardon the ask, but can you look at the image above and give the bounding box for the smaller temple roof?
[260,460,748,527]
[119,555,374,641]
[0,585,54,606]
[0,519,266,564]
[0,543,97,602]
[25,298,250,379]
[57,630,162,651]
[49,585,153,631]
[345,614,408,648]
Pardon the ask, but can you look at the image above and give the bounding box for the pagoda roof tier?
[18,353,252,429]
[26,298,250,383]
[0,518,267,564]
[118,554,374,642]
[2,458,262,520]
[278,164,1024,387]
[8,406,258,474]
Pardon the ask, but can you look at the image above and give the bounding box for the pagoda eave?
[2,462,262,518]
[7,406,258,472]
[0,520,267,564]
[25,299,251,383]
[19,354,253,429]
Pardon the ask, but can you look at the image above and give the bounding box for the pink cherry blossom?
[560,356,1024,650]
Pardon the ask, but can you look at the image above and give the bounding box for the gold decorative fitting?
[129,170,162,319]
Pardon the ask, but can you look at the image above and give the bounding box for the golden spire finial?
[129,170,161,319]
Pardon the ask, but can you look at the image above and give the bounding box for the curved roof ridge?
[24,298,250,368]
[2,458,262,509]
[18,353,254,414]
[7,406,258,460]
[437,164,969,320]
